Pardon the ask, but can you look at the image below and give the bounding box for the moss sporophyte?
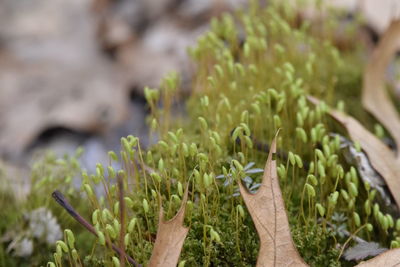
[3,1,400,266]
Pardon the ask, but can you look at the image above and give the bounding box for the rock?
[0,0,130,159]
[297,0,400,35]
[117,18,205,93]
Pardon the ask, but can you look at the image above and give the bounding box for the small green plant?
[46,2,398,266]
[2,1,399,266]
[0,150,96,267]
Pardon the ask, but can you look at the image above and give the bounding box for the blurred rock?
[298,0,400,35]
[117,19,205,93]
[98,0,247,93]
[0,0,130,160]
[0,58,129,160]
[0,0,249,163]
[0,0,99,66]
[177,0,247,23]
[360,0,400,34]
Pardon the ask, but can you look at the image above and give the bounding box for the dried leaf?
[344,241,387,261]
[362,19,400,149]
[308,96,400,209]
[336,134,391,205]
[355,248,400,266]
[148,186,189,267]
[239,132,308,267]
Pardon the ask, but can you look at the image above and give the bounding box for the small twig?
[52,190,97,235]
[337,224,368,261]
[52,190,141,267]
[325,220,365,243]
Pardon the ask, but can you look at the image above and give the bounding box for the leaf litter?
[333,133,391,206]
[306,19,400,264]
[239,132,308,267]
[148,185,190,267]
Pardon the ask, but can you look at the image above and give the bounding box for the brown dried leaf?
[338,135,391,205]
[308,96,400,208]
[148,186,189,267]
[355,248,400,266]
[362,19,400,150]
[239,133,308,267]
[344,241,387,261]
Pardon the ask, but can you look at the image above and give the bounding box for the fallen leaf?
[148,185,189,267]
[308,96,400,209]
[336,134,391,205]
[344,241,387,261]
[308,22,400,261]
[355,248,400,266]
[362,19,400,150]
[239,132,308,267]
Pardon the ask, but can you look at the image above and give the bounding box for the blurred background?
[0,0,249,198]
[0,0,399,200]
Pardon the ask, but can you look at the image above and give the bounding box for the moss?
[292,224,341,267]
[0,150,95,266]
[2,1,398,266]
[181,205,259,266]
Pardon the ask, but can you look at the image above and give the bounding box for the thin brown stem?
[52,190,141,267]
[118,174,126,267]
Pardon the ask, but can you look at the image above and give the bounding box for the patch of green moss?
[3,1,399,266]
[292,224,341,267]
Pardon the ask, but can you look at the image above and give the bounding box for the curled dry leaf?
[239,132,308,267]
[362,19,400,150]
[308,96,400,209]
[355,248,400,266]
[336,134,391,205]
[148,185,189,267]
[344,241,387,261]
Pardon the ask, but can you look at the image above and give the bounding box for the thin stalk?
[337,224,368,261]
[117,174,126,267]
[52,190,141,267]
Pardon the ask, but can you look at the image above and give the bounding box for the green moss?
[292,224,341,267]
[2,1,398,266]
[0,150,95,266]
